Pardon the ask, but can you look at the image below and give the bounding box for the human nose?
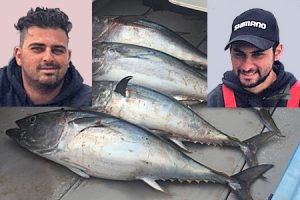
[242,56,255,71]
[42,48,54,62]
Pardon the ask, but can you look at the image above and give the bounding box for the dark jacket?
[0,58,91,106]
[208,61,298,107]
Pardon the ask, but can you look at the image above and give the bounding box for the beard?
[237,68,272,88]
[24,72,65,92]
[22,62,66,92]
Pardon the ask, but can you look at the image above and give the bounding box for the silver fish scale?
[93,16,207,69]
[93,42,207,101]
[50,116,227,185]
[93,81,232,147]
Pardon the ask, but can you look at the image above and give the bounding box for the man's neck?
[23,81,64,105]
[245,70,277,94]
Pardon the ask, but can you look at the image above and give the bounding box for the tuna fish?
[93,42,207,101]
[92,16,207,69]
[92,77,276,167]
[6,109,273,200]
[252,107,282,136]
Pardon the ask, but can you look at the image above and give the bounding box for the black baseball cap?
[225,8,279,50]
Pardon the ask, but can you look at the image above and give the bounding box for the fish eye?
[29,116,36,125]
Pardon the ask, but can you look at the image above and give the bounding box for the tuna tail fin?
[229,164,274,200]
[239,131,277,167]
[253,107,284,137]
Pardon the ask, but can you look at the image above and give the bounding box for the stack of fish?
[91,15,278,167]
[7,109,273,200]
[5,15,279,200]
[96,15,277,198]
[92,15,208,101]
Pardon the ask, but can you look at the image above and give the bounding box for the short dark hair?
[272,42,279,53]
[15,7,72,45]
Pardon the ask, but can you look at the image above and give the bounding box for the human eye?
[31,46,44,53]
[252,52,264,58]
[52,47,66,55]
[233,51,245,58]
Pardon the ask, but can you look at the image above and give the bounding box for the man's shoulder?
[79,84,92,94]
[69,84,92,107]
[207,84,225,107]
[0,66,8,76]
[0,66,24,106]
[0,66,10,88]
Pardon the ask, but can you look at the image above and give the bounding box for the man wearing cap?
[208,8,300,107]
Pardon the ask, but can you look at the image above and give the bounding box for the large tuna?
[7,109,272,200]
[92,77,276,167]
[93,42,207,101]
[92,16,207,69]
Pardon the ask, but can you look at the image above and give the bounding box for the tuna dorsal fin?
[114,76,133,97]
[140,177,165,192]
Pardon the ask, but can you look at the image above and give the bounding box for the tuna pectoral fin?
[168,138,191,153]
[229,164,273,200]
[114,76,133,97]
[68,167,90,178]
[240,131,277,167]
[61,159,91,178]
[149,129,190,152]
[140,177,165,192]
[69,117,107,132]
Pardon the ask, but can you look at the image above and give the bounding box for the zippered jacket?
[208,61,299,107]
[0,58,91,106]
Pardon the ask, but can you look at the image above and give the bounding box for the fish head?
[92,43,106,75]
[6,110,67,153]
[92,16,117,41]
[92,16,108,41]
[93,42,128,58]
[92,42,123,76]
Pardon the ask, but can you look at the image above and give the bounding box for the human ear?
[274,43,283,61]
[15,47,22,66]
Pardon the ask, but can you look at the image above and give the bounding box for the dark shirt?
[0,58,91,106]
[208,61,298,107]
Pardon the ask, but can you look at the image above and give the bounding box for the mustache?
[37,62,60,70]
[238,68,259,75]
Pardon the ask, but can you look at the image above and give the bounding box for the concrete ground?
[0,0,299,200]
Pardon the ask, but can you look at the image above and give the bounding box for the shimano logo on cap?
[234,21,267,31]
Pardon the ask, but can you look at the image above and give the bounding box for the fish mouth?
[6,128,23,140]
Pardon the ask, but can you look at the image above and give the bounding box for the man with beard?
[208,8,300,107]
[0,7,91,106]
